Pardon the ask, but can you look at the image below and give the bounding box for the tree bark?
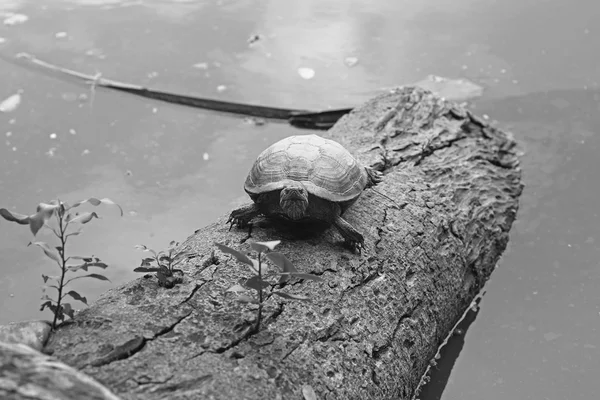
[8,86,522,400]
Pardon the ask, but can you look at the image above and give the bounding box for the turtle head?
[280,184,309,220]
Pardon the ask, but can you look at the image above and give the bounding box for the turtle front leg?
[332,216,365,253]
[227,203,261,229]
[364,166,383,188]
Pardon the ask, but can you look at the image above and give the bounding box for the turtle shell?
[244,134,368,203]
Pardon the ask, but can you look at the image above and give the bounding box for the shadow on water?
[418,300,482,400]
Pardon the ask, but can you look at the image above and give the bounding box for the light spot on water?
[49,133,57,139]
[298,67,315,79]
[3,13,28,26]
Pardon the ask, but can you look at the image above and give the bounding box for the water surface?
[0,0,598,399]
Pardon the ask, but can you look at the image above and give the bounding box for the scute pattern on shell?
[245,134,368,202]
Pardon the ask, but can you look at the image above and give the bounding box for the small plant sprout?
[0,198,123,330]
[133,241,197,288]
[215,240,323,333]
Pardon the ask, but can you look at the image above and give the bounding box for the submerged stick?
[1,52,352,129]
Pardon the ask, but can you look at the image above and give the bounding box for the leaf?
[67,273,111,284]
[249,240,281,253]
[140,257,155,267]
[272,291,311,301]
[65,290,88,305]
[28,203,60,236]
[65,230,82,239]
[135,244,157,257]
[0,208,30,225]
[68,262,108,272]
[226,284,247,293]
[62,303,75,319]
[237,294,259,304]
[244,275,270,291]
[158,254,172,264]
[41,274,50,283]
[67,212,99,224]
[40,300,52,311]
[28,241,61,265]
[69,197,124,216]
[214,242,254,267]
[134,266,161,273]
[266,252,297,273]
[69,256,97,262]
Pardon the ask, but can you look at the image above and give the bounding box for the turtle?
[227,134,382,251]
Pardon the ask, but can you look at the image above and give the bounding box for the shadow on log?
[1,86,522,400]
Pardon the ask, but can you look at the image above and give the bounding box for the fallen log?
[2,86,522,400]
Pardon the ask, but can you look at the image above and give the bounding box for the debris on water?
[152,107,158,114]
[217,85,227,92]
[412,75,484,101]
[85,48,106,59]
[243,117,267,126]
[344,56,359,67]
[0,92,22,113]
[81,149,90,156]
[3,13,28,26]
[69,129,76,135]
[61,92,78,102]
[49,133,57,139]
[298,67,315,80]
[202,152,210,161]
[147,71,158,79]
[193,62,208,70]
[247,34,263,45]
[55,32,67,39]
[125,170,133,177]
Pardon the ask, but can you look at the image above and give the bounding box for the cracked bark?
[8,87,522,400]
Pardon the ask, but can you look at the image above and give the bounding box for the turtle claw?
[227,214,249,229]
[227,204,259,230]
[345,238,364,254]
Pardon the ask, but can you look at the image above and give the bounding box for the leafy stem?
[216,241,324,334]
[52,205,68,329]
[1,197,121,330]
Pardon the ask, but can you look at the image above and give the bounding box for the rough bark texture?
[0,342,122,400]
[11,87,521,400]
[0,321,51,352]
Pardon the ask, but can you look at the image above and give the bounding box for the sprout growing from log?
[215,240,323,333]
[133,241,197,288]
[0,198,123,329]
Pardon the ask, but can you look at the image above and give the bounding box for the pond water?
[0,0,598,399]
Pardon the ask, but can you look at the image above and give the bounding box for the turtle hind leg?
[332,215,365,253]
[364,166,383,188]
[227,203,261,229]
